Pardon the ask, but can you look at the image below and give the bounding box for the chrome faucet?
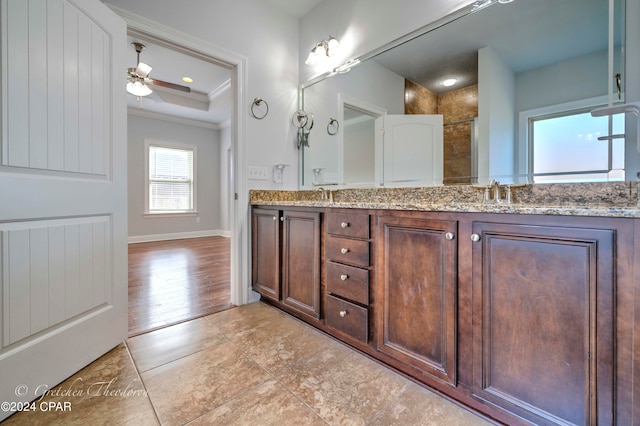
[490,179,502,203]
[316,186,334,202]
[316,186,328,200]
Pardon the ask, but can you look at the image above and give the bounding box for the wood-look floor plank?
[128,236,233,336]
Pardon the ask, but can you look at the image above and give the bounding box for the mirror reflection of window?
[531,111,625,183]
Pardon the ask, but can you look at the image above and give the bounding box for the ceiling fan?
[126,42,191,97]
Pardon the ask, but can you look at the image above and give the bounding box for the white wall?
[127,113,222,241]
[299,0,474,83]
[478,46,515,182]
[515,50,608,113]
[302,60,403,186]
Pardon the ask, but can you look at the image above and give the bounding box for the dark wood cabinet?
[251,208,280,301]
[470,221,615,425]
[251,203,639,425]
[324,211,371,342]
[281,210,322,319]
[376,214,458,385]
[251,207,321,320]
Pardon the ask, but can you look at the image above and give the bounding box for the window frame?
[517,95,625,181]
[144,139,198,217]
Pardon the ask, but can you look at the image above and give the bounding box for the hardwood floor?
[128,236,233,336]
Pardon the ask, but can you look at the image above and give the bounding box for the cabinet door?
[282,210,321,319]
[471,222,614,425]
[377,216,457,385]
[251,208,281,301]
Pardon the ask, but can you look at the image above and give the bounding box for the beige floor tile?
[369,382,493,426]
[187,379,327,425]
[127,317,229,372]
[278,345,408,425]
[239,320,345,377]
[141,340,272,425]
[2,344,158,426]
[203,302,287,339]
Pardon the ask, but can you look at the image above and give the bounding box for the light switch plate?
[248,166,269,180]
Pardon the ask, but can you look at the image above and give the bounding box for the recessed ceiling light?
[182,77,193,83]
[498,0,514,3]
[442,78,457,87]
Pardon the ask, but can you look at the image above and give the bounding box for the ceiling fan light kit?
[126,42,191,98]
[126,80,153,97]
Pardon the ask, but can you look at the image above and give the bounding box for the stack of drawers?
[324,212,371,342]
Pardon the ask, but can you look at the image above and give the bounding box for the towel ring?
[327,118,339,135]
[250,97,269,119]
[292,110,309,128]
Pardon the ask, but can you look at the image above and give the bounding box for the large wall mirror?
[300,0,629,188]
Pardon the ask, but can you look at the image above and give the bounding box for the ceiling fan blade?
[136,62,153,78]
[149,78,191,93]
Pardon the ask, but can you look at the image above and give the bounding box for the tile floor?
[3,302,494,425]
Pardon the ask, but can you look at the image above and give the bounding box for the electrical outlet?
[273,167,283,184]
[248,166,269,180]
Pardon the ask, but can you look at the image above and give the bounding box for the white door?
[374,114,444,186]
[0,0,126,420]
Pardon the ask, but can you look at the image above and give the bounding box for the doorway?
[120,14,246,335]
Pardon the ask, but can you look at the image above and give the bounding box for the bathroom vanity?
[250,183,640,426]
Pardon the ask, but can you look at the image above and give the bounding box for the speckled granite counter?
[250,182,640,218]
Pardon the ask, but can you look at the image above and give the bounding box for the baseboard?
[128,229,231,244]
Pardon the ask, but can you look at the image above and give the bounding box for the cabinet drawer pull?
[340,248,349,254]
[339,310,347,317]
[470,233,481,242]
[340,274,348,281]
[445,232,455,240]
[280,217,284,222]
[341,222,349,228]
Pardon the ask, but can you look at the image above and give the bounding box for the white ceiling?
[126,0,322,125]
[262,0,322,18]
[126,36,232,125]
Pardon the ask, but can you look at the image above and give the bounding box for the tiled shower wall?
[405,80,478,184]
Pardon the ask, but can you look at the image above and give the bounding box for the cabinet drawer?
[326,236,369,267]
[327,213,369,239]
[325,295,368,342]
[326,261,369,305]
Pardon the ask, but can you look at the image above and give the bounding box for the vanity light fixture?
[442,78,457,87]
[305,36,340,66]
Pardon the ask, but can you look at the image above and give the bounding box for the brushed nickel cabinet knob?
[339,310,347,317]
[340,274,348,281]
[470,233,481,242]
[340,248,349,254]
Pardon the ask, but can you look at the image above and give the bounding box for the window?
[522,97,625,183]
[145,141,197,214]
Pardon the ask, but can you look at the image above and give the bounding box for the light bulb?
[126,81,152,97]
[327,36,340,56]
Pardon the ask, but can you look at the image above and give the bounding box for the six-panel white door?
[0,0,127,420]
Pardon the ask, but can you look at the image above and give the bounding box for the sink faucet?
[316,187,327,200]
[490,179,502,203]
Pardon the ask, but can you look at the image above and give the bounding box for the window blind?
[149,146,194,211]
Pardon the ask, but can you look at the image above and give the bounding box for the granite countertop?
[250,182,640,219]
